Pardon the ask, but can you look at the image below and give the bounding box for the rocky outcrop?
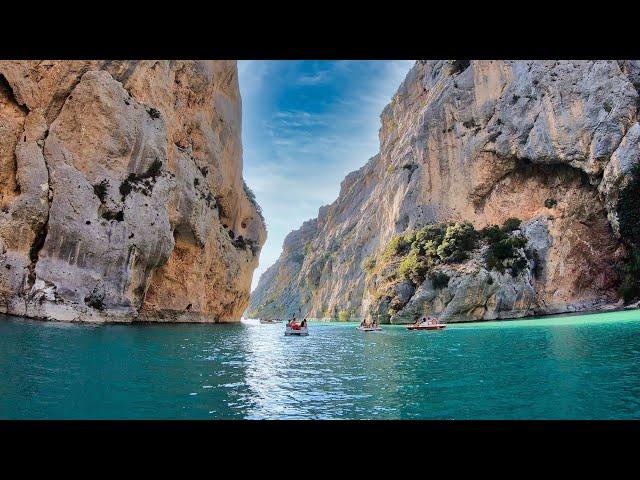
[0,61,266,323]
[249,60,639,323]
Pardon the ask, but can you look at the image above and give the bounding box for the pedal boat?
[285,324,309,336]
[406,319,447,330]
[356,326,382,332]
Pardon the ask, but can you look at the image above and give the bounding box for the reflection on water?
[1,310,640,419]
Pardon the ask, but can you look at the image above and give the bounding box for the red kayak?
[406,323,447,331]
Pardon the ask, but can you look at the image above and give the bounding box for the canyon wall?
[0,60,266,322]
[249,60,640,323]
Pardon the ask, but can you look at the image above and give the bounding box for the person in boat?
[301,318,307,328]
[414,316,425,326]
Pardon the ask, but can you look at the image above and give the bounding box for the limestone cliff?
[249,60,640,323]
[0,60,266,322]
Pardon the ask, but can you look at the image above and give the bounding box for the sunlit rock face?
[0,61,266,322]
[249,60,639,323]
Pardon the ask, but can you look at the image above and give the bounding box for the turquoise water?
[1,310,640,419]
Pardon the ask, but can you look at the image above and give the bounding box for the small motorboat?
[357,325,382,332]
[260,319,278,324]
[285,323,308,336]
[407,316,447,331]
[407,323,447,331]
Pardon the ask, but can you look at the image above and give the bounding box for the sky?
[238,60,414,291]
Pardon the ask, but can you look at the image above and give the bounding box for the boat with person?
[357,325,382,332]
[284,318,309,336]
[407,316,447,331]
[356,319,382,332]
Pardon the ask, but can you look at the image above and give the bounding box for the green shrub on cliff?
[485,235,528,275]
[480,225,507,244]
[430,271,450,289]
[376,218,529,284]
[338,310,351,321]
[414,224,446,248]
[619,247,640,302]
[383,233,413,259]
[502,217,522,233]
[378,222,479,285]
[362,255,376,272]
[398,249,429,283]
[618,165,640,246]
[617,165,640,302]
[436,222,477,262]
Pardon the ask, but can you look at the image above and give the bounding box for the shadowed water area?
[1,310,639,419]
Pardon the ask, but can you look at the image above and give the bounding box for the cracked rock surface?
[0,61,266,322]
[249,60,639,323]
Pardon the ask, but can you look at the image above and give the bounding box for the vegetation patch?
[243,181,265,225]
[482,218,528,276]
[93,179,109,203]
[362,255,376,273]
[101,209,124,222]
[616,164,640,302]
[430,271,450,289]
[371,217,528,285]
[231,234,260,256]
[119,159,163,200]
[364,217,530,319]
[147,107,161,119]
[84,288,105,311]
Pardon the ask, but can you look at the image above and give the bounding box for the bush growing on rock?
[383,232,414,258]
[338,310,350,321]
[480,224,507,244]
[93,180,109,203]
[502,217,522,232]
[243,181,265,225]
[372,218,530,314]
[362,255,376,272]
[430,271,450,289]
[436,222,477,262]
[619,246,640,302]
[617,164,640,303]
[398,249,429,283]
[485,235,528,275]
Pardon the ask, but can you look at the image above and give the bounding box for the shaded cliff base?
[284,302,640,325]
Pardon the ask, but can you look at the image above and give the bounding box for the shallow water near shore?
[1,309,640,419]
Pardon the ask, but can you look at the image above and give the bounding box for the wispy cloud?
[296,70,333,85]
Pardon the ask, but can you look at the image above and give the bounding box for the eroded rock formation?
[249,60,639,323]
[0,61,266,322]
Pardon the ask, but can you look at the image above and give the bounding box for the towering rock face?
[0,61,266,322]
[249,60,639,323]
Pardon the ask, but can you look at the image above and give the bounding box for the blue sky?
[238,60,414,290]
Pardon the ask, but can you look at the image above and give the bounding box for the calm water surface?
[1,310,640,419]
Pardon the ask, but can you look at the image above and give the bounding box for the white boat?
[407,316,447,331]
[285,324,309,336]
[356,325,382,332]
